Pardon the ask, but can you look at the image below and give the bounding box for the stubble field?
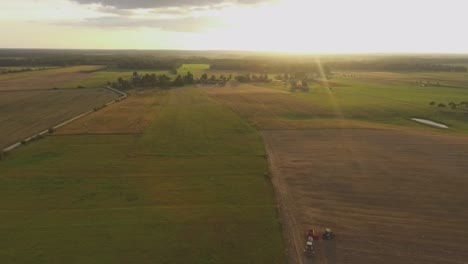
[262,129,468,264]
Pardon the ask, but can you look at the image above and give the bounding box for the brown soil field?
[262,128,468,264]
[0,88,118,149]
[202,83,288,95]
[57,89,166,135]
[0,66,104,91]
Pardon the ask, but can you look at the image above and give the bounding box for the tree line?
[2,50,467,74]
[108,71,274,90]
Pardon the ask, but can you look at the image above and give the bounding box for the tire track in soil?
[264,135,307,264]
[264,131,338,264]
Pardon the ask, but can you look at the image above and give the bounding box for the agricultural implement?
[304,228,335,257]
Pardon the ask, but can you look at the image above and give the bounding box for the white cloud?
[71,0,270,9]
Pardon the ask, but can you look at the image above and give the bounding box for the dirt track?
[262,128,468,264]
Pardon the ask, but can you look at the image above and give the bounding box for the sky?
[1,0,468,53]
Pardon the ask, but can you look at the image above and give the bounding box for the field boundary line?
[259,127,396,131]
[263,134,304,264]
[0,87,109,93]
[53,132,143,136]
[0,204,277,213]
[2,87,127,153]
[135,154,266,157]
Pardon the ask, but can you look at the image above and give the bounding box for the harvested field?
[57,89,166,135]
[262,128,468,264]
[203,83,288,95]
[0,88,118,149]
[0,66,105,91]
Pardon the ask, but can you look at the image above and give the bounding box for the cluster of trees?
[0,68,33,74]
[430,101,468,110]
[109,72,235,90]
[109,70,279,90]
[109,72,183,90]
[417,80,441,87]
[235,74,269,83]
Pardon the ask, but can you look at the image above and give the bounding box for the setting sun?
[1,0,468,52]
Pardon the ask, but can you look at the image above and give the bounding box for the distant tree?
[201,73,208,83]
[173,75,185,86]
[159,74,171,87]
[429,101,436,106]
[183,71,195,84]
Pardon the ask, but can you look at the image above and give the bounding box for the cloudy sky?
[1,0,468,53]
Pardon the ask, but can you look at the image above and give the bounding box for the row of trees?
[109,71,274,90]
[0,68,33,74]
[109,72,179,90]
[430,101,468,110]
[235,74,270,83]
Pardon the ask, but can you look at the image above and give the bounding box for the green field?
[0,66,58,72]
[255,73,468,133]
[0,88,285,263]
[177,64,210,75]
[61,69,173,89]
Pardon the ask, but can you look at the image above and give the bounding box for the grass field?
[177,64,245,78]
[0,87,286,263]
[209,74,468,134]
[61,69,173,89]
[178,64,210,74]
[0,66,105,91]
[0,88,119,149]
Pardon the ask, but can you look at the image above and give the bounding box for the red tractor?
[304,228,335,257]
[304,229,319,256]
